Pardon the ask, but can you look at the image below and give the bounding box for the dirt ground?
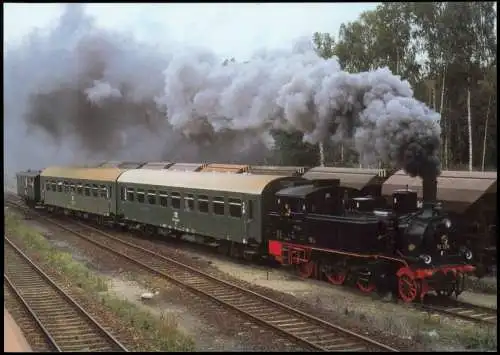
[105,278,249,351]
[21,216,497,351]
[22,218,304,352]
[147,240,497,352]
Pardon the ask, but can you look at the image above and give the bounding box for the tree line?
[270,2,497,171]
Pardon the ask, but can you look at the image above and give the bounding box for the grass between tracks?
[5,209,195,351]
[464,276,497,295]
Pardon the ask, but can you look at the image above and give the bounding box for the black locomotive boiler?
[267,176,476,302]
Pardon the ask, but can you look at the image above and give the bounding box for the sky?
[3,3,378,60]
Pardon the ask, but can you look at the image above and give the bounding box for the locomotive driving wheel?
[296,261,316,278]
[356,269,376,293]
[398,274,419,303]
[323,265,348,285]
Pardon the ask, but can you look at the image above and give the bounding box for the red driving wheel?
[398,274,419,303]
[356,279,376,293]
[356,270,376,293]
[297,261,315,278]
[324,268,348,285]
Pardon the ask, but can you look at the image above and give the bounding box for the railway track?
[419,300,497,325]
[5,197,396,352]
[4,237,128,352]
[4,283,55,352]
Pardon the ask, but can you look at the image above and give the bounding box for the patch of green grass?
[465,276,497,295]
[99,294,193,351]
[410,312,497,351]
[5,211,107,293]
[5,209,195,351]
[457,325,497,351]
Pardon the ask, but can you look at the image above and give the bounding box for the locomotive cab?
[271,179,342,243]
[275,179,341,216]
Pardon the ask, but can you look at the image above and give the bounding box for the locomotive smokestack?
[422,175,437,204]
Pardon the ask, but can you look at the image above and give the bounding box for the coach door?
[24,177,28,196]
[70,181,76,207]
[243,200,254,244]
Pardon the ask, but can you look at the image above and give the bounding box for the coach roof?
[16,170,42,177]
[118,169,298,195]
[41,167,125,182]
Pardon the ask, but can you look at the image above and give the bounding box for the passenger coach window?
[92,184,99,197]
[84,185,91,196]
[57,182,62,192]
[51,182,57,191]
[77,184,83,195]
[147,190,156,205]
[198,195,209,213]
[121,187,126,201]
[171,192,181,209]
[185,194,194,211]
[137,189,145,203]
[229,198,242,218]
[64,182,69,193]
[127,188,135,202]
[213,197,225,215]
[159,191,168,207]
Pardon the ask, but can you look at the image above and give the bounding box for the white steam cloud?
[85,80,122,105]
[4,4,441,182]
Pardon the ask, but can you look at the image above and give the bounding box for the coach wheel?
[398,274,419,303]
[356,270,376,293]
[324,266,348,285]
[297,261,315,279]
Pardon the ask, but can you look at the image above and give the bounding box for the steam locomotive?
[267,176,475,302]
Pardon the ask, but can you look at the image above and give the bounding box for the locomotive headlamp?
[465,250,473,260]
[443,218,452,229]
[460,246,473,261]
[419,254,432,265]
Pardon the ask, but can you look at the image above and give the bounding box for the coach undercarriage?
[47,205,262,261]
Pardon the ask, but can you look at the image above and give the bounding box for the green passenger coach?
[16,170,42,206]
[40,167,124,220]
[116,169,303,251]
